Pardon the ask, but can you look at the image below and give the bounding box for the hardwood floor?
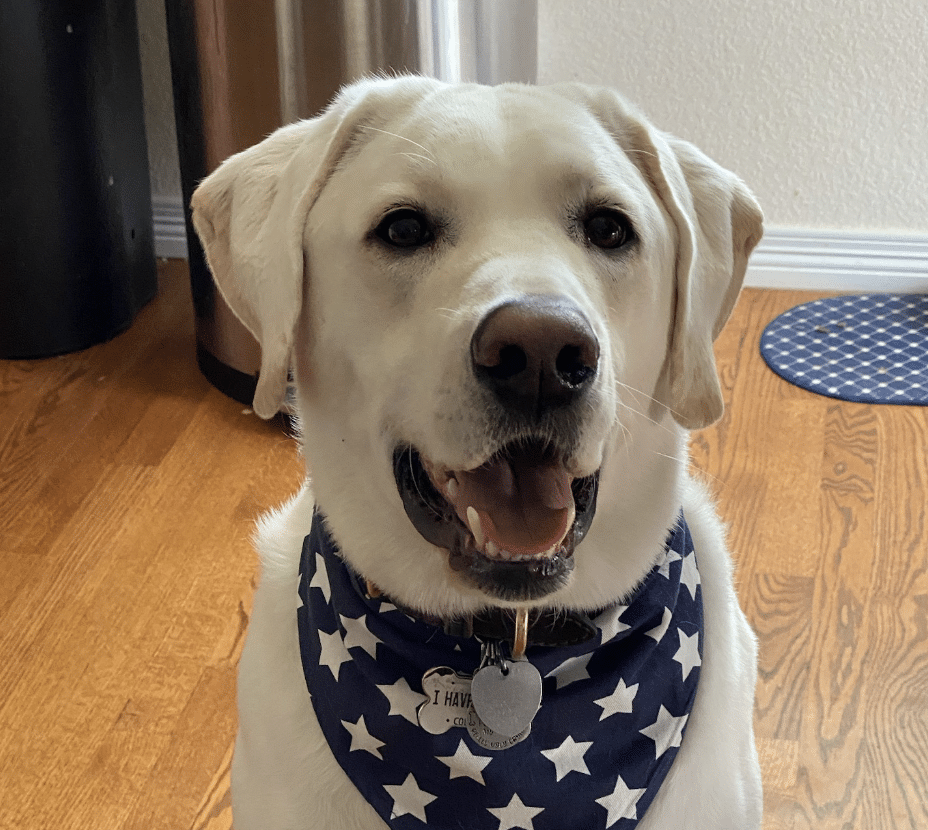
[695,289,928,830]
[0,259,924,829]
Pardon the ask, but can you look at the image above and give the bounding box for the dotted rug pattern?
[759,293,928,405]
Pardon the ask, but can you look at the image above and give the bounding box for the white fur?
[193,76,764,830]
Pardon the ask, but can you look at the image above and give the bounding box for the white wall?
[139,0,928,285]
[538,0,928,235]
[142,0,928,228]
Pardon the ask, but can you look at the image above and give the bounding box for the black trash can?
[0,1,156,359]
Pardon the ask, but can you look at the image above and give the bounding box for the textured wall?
[139,1,928,233]
[539,0,928,233]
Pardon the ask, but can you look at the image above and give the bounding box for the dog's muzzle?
[393,294,602,602]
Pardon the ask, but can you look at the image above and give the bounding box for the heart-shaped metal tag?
[470,659,542,738]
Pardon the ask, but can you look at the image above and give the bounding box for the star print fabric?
[297,513,703,829]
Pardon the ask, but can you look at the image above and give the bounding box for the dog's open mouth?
[393,440,599,601]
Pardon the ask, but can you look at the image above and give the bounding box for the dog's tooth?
[485,539,500,558]
[446,478,458,499]
[466,506,485,549]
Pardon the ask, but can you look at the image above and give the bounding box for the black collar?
[387,599,599,648]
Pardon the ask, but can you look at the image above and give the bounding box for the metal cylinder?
[166,0,537,408]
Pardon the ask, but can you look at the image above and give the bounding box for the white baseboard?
[152,196,188,259]
[150,199,928,292]
[746,228,928,292]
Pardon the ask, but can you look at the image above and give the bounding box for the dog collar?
[377,592,599,650]
[297,512,703,829]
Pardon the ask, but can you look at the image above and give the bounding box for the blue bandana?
[297,513,702,829]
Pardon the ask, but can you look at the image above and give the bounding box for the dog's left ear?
[628,125,764,430]
[563,85,763,430]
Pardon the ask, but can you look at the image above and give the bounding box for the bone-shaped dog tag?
[418,667,473,735]
[470,644,542,738]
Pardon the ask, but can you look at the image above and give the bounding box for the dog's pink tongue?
[450,452,574,556]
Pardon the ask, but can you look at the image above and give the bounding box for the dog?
[192,75,763,830]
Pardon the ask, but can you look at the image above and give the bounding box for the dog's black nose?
[471,295,599,418]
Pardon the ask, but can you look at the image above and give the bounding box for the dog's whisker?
[624,148,659,161]
[614,379,693,428]
[396,151,438,168]
[689,465,727,489]
[616,398,678,438]
[615,380,694,434]
[359,125,435,159]
[617,420,633,463]
[615,382,649,411]
[614,379,666,412]
[651,449,726,489]
[648,449,685,465]
[604,406,634,463]
[434,306,464,320]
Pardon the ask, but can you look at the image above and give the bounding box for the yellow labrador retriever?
[193,76,763,830]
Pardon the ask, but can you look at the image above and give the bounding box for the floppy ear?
[559,84,763,429]
[191,115,334,417]
[623,122,764,430]
[190,77,417,418]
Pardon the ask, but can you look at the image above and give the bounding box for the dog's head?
[193,76,762,617]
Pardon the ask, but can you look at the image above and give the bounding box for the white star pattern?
[594,604,630,643]
[384,773,436,822]
[596,773,646,827]
[309,552,331,602]
[299,509,706,829]
[540,735,593,781]
[318,628,351,680]
[673,629,701,681]
[639,704,688,758]
[488,793,545,830]
[680,553,700,600]
[376,676,428,724]
[658,548,682,578]
[545,652,592,689]
[645,606,672,642]
[594,677,638,721]
[436,739,492,785]
[340,613,381,658]
[341,715,385,759]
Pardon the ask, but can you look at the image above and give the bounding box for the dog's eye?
[375,209,434,249]
[583,209,633,250]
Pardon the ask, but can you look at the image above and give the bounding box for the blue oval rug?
[760,293,928,405]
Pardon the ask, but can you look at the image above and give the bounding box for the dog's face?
[193,77,762,617]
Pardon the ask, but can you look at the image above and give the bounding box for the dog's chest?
[297,515,703,829]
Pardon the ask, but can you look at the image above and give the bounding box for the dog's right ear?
[191,90,376,419]
[191,110,338,417]
[191,76,439,418]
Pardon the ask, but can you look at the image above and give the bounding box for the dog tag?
[470,642,542,738]
[418,667,474,735]
[466,706,531,751]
